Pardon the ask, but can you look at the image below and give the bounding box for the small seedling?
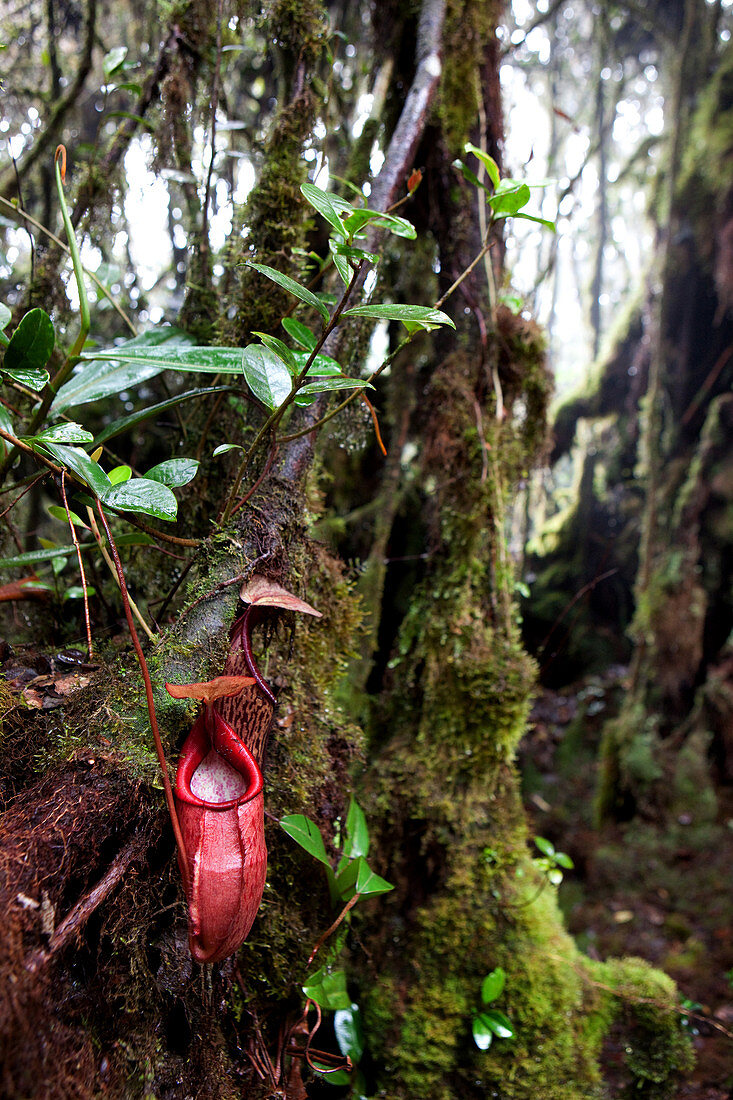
[472,967,515,1050]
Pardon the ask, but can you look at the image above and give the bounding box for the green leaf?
[293,376,369,403]
[331,249,351,286]
[342,303,455,329]
[241,344,293,409]
[329,241,380,265]
[0,404,12,456]
[280,814,332,868]
[452,158,490,193]
[251,331,297,374]
[94,385,231,445]
[511,211,556,231]
[310,1064,351,1085]
[355,859,393,897]
[534,836,555,858]
[300,182,350,238]
[102,478,178,522]
[4,308,55,375]
[53,327,195,413]
[334,857,361,901]
[63,585,96,601]
[548,868,563,886]
[464,143,501,189]
[2,367,49,391]
[213,443,242,457]
[340,208,416,240]
[25,423,94,445]
[343,798,369,860]
[334,1003,365,1062]
[281,317,317,351]
[47,505,87,527]
[484,1009,514,1039]
[38,443,112,498]
[554,851,574,870]
[144,457,199,487]
[0,303,11,330]
[481,968,506,1005]
[108,465,132,485]
[0,545,79,569]
[489,180,531,216]
[103,45,128,79]
[244,260,329,322]
[302,352,344,376]
[302,966,351,1011]
[472,1014,493,1051]
[106,111,155,131]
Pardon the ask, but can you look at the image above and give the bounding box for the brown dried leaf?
[239,574,322,617]
[54,673,91,696]
[165,675,256,703]
[22,687,43,709]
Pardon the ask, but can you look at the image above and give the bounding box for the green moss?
[439,0,497,156]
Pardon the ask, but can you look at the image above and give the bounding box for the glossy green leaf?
[331,249,351,286]
[53,327,195,413]
[281,317,317,351]
[489,180,531,216]
[102,477,178,521]
[296,376,370,398]
[340,208,416,240]
[355,859,393,897]
[0,404,12,455]
[103,45,128,78]
[0,303,11,330]
[329,241,380,265]
[555,851,574,869]
[472,1014,493,1051]
[0,545,79,568]
[241,344,292,409]
[63,585,96,601]
[300,182,349,238]
[280,814,332,867]
[38,443,112,498]
[302,966,351,1011]
[484,1009,514,1039]
[108,465,132,485]
[251,331,297,374]
[94,385,231,445]
[310,1063,351,1085]
[511,211,556,231]
[452,158,490,193]
[213,443,242,457]
[144,457,199,487]
[534,836,555,858]
[25,423,94,445]
[342,303,455,329]
[343,798,369,860]
[2,367,49,391]
[334,857,361,900]
[244,260,329,322]
[481,968,505,1005]
[4,308,55,375]
[334,1003,365,1063]
[464,143,501,189]
[47,505,87,527]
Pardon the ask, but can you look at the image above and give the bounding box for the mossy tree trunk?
[0,1,693,1097]
[597,4,733,824]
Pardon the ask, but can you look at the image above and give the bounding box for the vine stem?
[95,501,191,897]
[219,260,365,525]
[61,471,93,660]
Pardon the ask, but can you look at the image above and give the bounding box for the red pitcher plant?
[166,576,321,963]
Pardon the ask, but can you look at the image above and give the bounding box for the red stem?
[96,502,191,896]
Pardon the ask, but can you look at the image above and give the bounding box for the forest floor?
[520,669,733,1100]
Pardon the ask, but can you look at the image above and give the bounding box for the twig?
[87,507,156,640]
[306,893,360,966]
[95,502,191,897]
